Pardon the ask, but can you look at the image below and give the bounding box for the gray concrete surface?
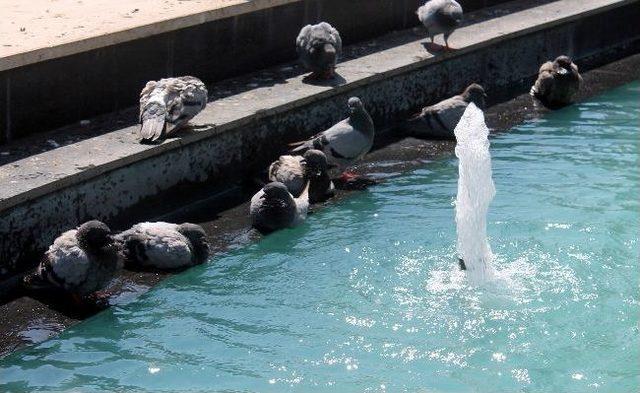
[0,0,638,272]
[1,53,638,358]
[0,0,516,142]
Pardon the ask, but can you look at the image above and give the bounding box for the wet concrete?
[0,53,638,358]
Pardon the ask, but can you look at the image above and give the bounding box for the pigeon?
[406,83,487,139]
[250,181,310,233]
[417,0,463,50]
[115,222,210,270]
[296,22,342,79]
[24,221,122,298]
[289,97,375,180]
[138,76,208,143]
[530,55,582,107]
[268,149,334,203]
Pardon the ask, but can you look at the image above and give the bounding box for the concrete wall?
[0,0,512,144]
[1,0,638,275]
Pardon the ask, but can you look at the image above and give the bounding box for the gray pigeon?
[115,222,210,270]
[296,22,342,79]
[24,221,122,298]
[138,76,208,143]
[406,83,486,139]
[250,181,310,233]
[268,149,334,203]
[290,97,375,178]
[417,0,463,50]
[530,55,582,107]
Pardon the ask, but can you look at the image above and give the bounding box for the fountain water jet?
[454,103,496,284]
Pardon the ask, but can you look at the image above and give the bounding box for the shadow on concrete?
[302,73,347,87]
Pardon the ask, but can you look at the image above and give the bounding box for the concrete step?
[0,0,639,275]
[0,0,516,143]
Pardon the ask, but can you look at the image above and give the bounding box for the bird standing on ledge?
[417,0,463,51]
[296,22,342,80]
[138,76,208,143]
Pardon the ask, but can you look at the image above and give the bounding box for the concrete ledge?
[1,0,639,273]
[0,0,514,142]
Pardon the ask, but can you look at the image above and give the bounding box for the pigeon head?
[462,83,487,109]
[302,149,329,177]
[554,56,573,74]
[76,220,113,251]
[177,223,210,263]
[347,97,364,114]
[261,182,291,200]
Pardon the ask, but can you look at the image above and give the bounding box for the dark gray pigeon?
[115,222,210,270]
[289,97,375,179]
[417,0,463,50]
[138,76,208,143]
[530,55,582,107]
[406,83,486,139]
[296,22,342,79]
[268,149,334,203]
[250,182,310,233]
[24,221,122,298]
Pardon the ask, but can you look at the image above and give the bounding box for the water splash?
[454,103,496,284]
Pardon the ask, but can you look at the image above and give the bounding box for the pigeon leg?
[321,69,335,80]
[443,36,456,51]
[339,171,358,182]
[335,172,378,190]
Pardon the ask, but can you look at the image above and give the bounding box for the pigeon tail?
[139,116,166,143]
[298,180,311,203]
[289,140,312,154]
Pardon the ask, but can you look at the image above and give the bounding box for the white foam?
[454,103,496,284]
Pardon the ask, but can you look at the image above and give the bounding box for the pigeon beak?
[557,68,568,75]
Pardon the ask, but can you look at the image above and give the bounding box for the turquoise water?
[2,82,638,392]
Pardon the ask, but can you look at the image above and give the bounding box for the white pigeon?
[406,83,487,139]
[115,222,210,269]
[289,97,375,178]
[268,149,334,203]
[296,22,342,79]
[417,0,463,50]
[138,76,208,143]
[250,181,310,233]
[24,221,122,298]
[530,55,582,107]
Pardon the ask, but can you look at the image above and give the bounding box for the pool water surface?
[1,82,638,392]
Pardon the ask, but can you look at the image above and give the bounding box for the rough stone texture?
[0,0,639,274]
[0,0,517,143]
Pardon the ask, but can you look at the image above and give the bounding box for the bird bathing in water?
[531,55,582,108]
[250,181,310,233]
[23,220,122,305]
